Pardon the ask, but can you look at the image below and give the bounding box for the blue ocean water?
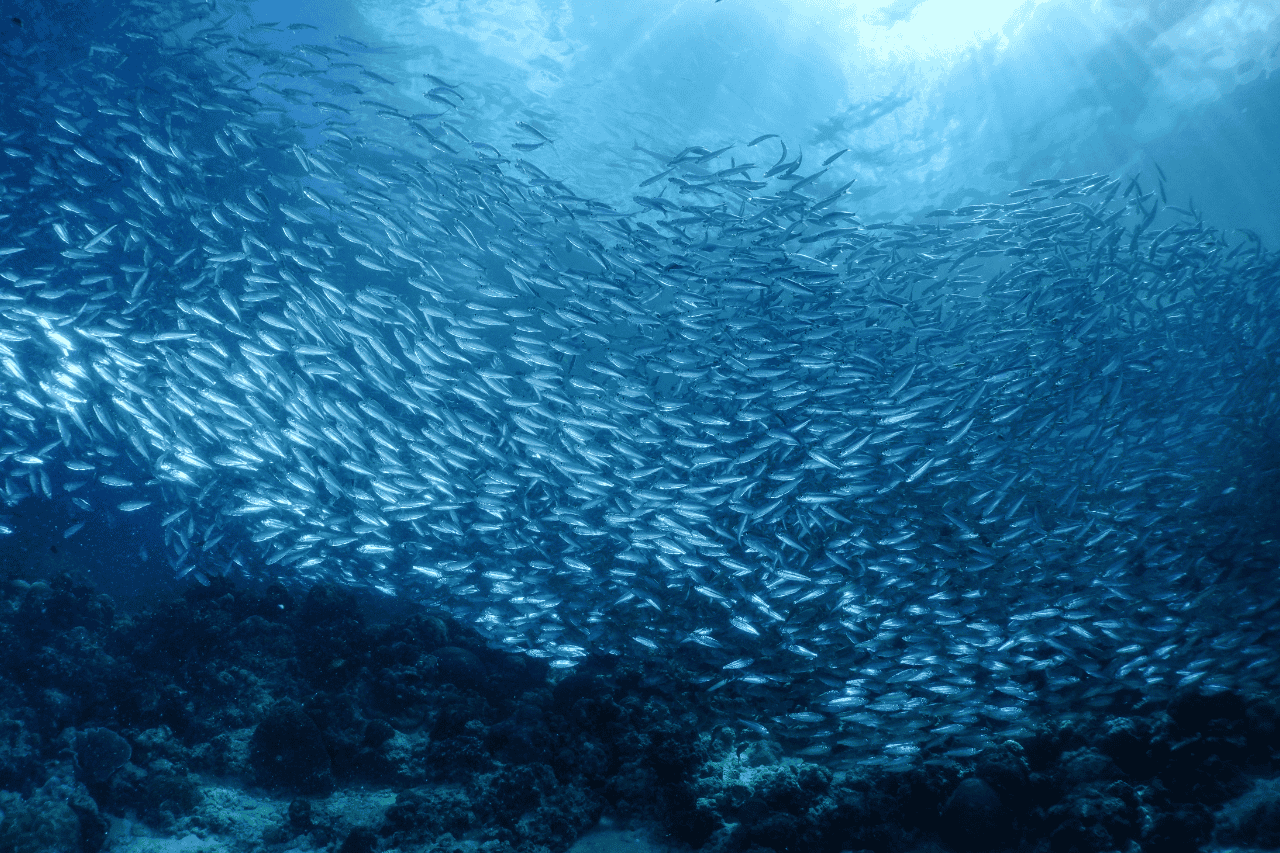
[246,0,1280,243]
[1,2,1279,851]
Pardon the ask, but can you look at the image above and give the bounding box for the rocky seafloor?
[0,562,1277,853]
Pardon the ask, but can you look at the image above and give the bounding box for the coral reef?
[0,566,1275,853]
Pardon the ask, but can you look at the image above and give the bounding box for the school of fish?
[1,0,1278,764]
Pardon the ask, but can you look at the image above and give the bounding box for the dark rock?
[479,646,544,701]
[412,614,449,649]
[1099,716,1163,778]
[363,718,394,747]
[338,825,377,853]
[1143,802,1213,853]
[1162,735,1248,805]
[295,585,366,689]
[262,583,292,616]
[489,700,555,765]
[939,777,1012,852]
[1169,689,1247,738]
[976,742,1031,815]
[434,645,484,690]
[736,810,804,852]
[74,727,132,783]
[381,785,477,841]
[1245,697,1280,765]
[0,719,41,792]
[0,789,81,853]
[249,699,334,794]
[647,721,703,784]
[431,693,490,740]
[486,763,554,820]
[665,787,720,848]
[1021,721,1087,773]
[513,784,603,851]
[555,735,611,784]
[1046,782,1139,853]
[0,778,105,853]
[34,688,77,736]
[551,671,599,709]
[428,734,493,780]
[890,763,958,837]
[1215,777,1280,849]
[368,663,432,728]
[288,798,313,829]
[69,796,108,853]
[1057,747,1123,788]
[298,583,360,629]
[104,759,202,826]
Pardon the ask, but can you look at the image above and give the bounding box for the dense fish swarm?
[2,0,1278,762]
